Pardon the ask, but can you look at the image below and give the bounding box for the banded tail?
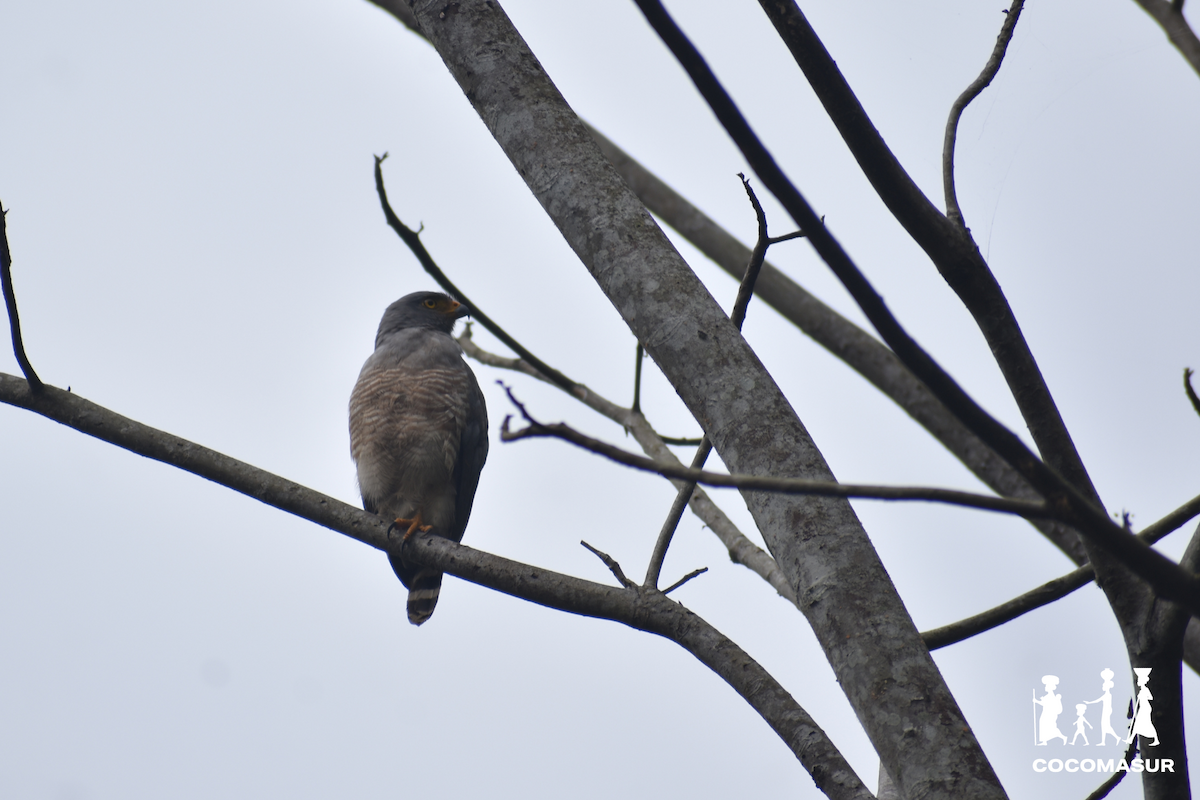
[389,552,443,626]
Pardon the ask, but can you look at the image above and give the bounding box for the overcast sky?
[2,1,1198,798]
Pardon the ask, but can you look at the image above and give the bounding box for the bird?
[349,291,488,625]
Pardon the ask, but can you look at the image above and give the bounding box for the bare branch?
[1185,367,1200,418]
[0,206,44,392]
[407,539,873,800]
[643,438,713,588]
[943,1,1025,228]
[373,154,580,395]
[631,343,644,413]
[1129,0,1200,76]
[0,372,871,800]
[631,0,1200,618]
[499,389,1052,521]
[728,174,774,328]
[1083,738,1140,800]
[663,567,708,595]
[924,492,1200,649]
[580,540,636,589]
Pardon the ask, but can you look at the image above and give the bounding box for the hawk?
[349,292,489,625]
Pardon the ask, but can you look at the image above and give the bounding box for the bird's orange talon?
[390,511,432,542]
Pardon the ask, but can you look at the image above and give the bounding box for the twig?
[728,174,774,328]
[663,567,708,595]
[923,491,1200,649]
[629,337,701,444]
[768,229,810,246]
[499,385,1052,520]
[643,438,713,588]
[0,371,870,799]
[942,1,1025,228]
[372,154,579,395]
[632,0,1200,617]
[581,540,636,589]
[1129,0,1200,77]
[659,434,704,446]
[631,343,644,413]
[1185,367,1200,417]
[643,176,783,589]
[458,329,798,606]
[923,560,1097,651]
[0,205,44,392]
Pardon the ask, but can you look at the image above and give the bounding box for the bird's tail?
[388,551,445,626]
[405,568,443,625]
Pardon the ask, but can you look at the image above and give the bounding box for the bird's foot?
[387,512,431,542]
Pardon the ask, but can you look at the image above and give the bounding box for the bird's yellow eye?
[424,299,437,309]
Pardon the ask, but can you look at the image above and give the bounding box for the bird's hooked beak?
[446,300,471,320]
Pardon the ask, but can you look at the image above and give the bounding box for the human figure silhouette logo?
[1034,675,1067,745]
[1127,667,1159,747]
[1083,667,1121,746]
[1070,703,1091,745]
[1030,667,1173,775]
[1032,668,1158,747]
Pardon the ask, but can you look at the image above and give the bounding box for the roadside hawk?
[349,292,489,625]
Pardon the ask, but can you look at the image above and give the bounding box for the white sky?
[2,1,1198,798]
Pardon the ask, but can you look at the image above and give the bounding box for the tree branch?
[1185,367,1200,418]
[632,0,1200,619]
[373,153,580,394]
[1130,0,1200,76]
[923,489,1200,649]
[0,205,44,392]
[580,540,636,589]
[1084,738,1140,800]
[0,372,871,800]
[499,390,1053,521]
[663,567,708,595]
[943,2,1025,228]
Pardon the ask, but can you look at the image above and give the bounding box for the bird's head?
[375,291,470,344]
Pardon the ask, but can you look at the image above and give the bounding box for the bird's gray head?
[375,291,469,346]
